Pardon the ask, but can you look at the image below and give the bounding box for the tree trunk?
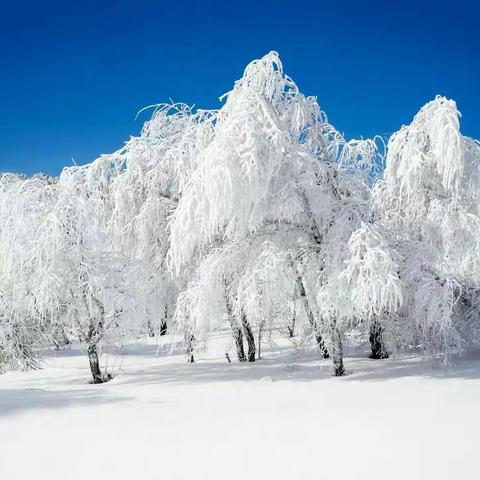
[186,333,195,363]
[87,342,106,384]
[296,274,329,358]
[160,304,168,336]
[314,330,329,359]
[241,311,256,362]
[369,320,389,359]
[147,318,155,337]
[84,300,109,384]
[232,325,246,362]
[287,309,296,338]
[159,320,167,336]
[331,327,345,376]
[224,281,246,362]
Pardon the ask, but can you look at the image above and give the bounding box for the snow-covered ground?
[1,332,479,480]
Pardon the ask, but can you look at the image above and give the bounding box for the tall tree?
[169,52,379,374]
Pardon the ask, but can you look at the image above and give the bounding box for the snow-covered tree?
[372,96,480,358]
[169,52,380,375]
[337,222,403,358]
[0,173,57,371]
[103,104,217,339]
[33,163,149,383]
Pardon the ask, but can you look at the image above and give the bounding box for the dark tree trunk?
[369,320,389,359]
[159,321,167,336]
[331,327,345,376]
[232,325,246,362]
[314,331,329,359]
[186,333,195,363]
[84,302,110,384]
[287,324,295,338]
[287,310,296,338]
[241,312,256,362]
[147,318,155,337]
[160,305,168,336]
[224,280,247,362]
[87,342,107,384]
[296,275,329,358]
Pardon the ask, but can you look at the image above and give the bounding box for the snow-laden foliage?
[338,223,403,319]
[169,53,378,272]
[11,162,154,382]
[373,96,480,357]
[1,54,479,379]
[0,173,56,370]
[166,52,384,374]
[106,104,217,335]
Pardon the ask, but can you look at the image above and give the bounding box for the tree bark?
[84,297,110,384]
[87,342,106,384]
[296,274,329,358]
[331,327,345,376]
[314,330,329,359]
[186,333,195,363]
[224,280,246,362]
[232,325,246,362]
[241,311,256,362]
[147,318,155,337]
[369,320,389,359]
[160,304,168,336]
[287,309,296,338]
[159,320,167,336]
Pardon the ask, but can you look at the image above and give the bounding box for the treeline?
[1,52,479,382]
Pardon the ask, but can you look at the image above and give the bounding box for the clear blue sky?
[0,0,478,176]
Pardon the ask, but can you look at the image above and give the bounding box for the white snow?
[1,333,478,480]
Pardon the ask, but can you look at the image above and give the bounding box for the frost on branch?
[0,174,57,371]
[339,224,402,320]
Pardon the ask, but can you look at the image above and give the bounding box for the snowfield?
[1,332,479,480]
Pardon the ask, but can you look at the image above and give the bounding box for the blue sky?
[0,0,478,176]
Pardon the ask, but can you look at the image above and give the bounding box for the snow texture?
[0,333,478,480]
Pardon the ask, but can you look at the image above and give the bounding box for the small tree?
[35,164,147,383]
